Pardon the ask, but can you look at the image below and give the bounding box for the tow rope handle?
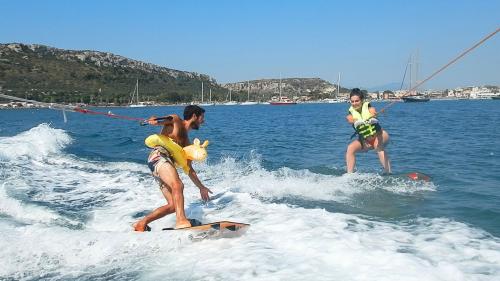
[140,116,172,126]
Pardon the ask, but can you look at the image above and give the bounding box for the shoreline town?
[0,85,498,109]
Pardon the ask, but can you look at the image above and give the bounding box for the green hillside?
[0,43,225,105]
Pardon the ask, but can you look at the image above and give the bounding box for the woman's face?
[350,95,362,110]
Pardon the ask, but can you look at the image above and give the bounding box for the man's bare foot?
[133,221,151,232]
[175,219,192,229]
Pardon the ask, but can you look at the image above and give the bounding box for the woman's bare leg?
[346,140,363,173]
[375,130,391,174]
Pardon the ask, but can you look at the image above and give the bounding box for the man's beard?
[191,123,200,130]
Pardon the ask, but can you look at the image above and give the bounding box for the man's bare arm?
[147,115,174,126]
[187,162,213,201]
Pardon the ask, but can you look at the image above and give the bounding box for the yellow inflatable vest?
[144,134,209,174]
[349,102,378,138]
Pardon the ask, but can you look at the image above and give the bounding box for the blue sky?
[1,0,498,89]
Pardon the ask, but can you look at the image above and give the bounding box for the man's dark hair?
[183,105,205,120]
[350,88,365,100]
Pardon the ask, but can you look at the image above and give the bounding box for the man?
[133,105,212,231]
[345,88,391,174]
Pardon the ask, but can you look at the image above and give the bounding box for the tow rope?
[377,27,499,116]
[0,93,153,125]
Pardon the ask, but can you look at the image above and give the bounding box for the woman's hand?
[354,120,365,128]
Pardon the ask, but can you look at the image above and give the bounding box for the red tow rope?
[73,107,145,122]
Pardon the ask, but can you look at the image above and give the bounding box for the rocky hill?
[0,43,348,104]
[224,78,348,101]
[0,43,224,104]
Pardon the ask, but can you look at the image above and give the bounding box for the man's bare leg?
[156,163,191,229]
[133,185,175,231]
[169,181,191,228]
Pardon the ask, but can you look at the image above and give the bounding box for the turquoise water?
[1,100,499,280]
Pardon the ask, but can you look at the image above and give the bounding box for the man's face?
[191,113,205,130]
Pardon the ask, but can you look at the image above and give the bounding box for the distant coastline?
[2,43,498,108]
[2,95,499,110]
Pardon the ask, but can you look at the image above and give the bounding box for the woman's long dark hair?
[350,88,365,100]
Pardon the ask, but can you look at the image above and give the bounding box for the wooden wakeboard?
[162,219,250,231]
[405,171,431,182]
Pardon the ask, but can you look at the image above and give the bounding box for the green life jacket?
[349,102,378,139]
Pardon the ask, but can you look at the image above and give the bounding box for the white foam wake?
[0,126,497,281]
[0,123,72,161]
[0,184,61,225]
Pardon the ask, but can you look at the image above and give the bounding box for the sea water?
[0,100,499,280]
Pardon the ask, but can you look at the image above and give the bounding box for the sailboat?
[129,79,147,107]
[240,81,258,105]
[401,51,430,103]
[223,89,238,105]
[199,82,215,106]
[270,76,296,105]
[324,73,344,103]
[401,94,430,102]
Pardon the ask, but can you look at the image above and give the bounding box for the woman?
[345,88,391,174]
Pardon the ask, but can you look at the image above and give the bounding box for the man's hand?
[147,116,158,125]
[354,120,365,128]
[199,186,213,202]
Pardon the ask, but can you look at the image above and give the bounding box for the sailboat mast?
[409,54,413,93]
[415,49,419,93]
[337,72,341,99]
[136,79,139,104]
[247,81,250,101]
[279,75,282,99]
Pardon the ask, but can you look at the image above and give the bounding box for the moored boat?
[402,95,430,102]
